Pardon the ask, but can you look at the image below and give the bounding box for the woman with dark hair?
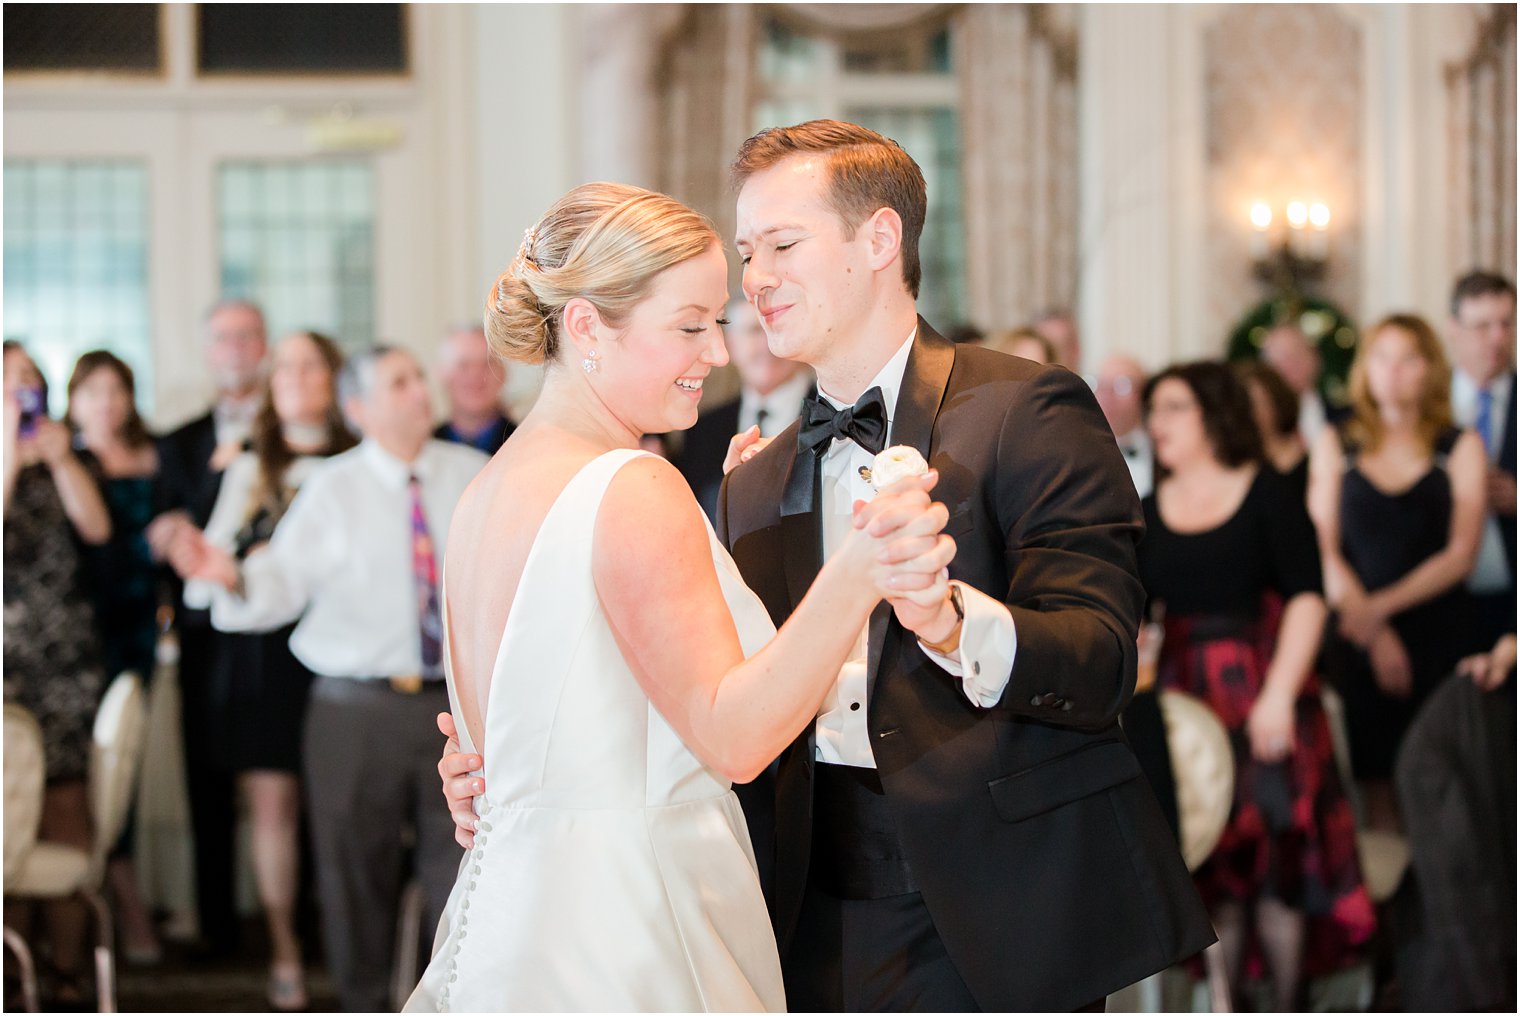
[1141,360,1370,1008]
[65,349,167,964]
[180,330,356,1010]
[3,341,112,1003]
[1237,359,1309,502]
[1308,313,1486,833]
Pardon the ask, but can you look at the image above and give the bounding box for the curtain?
[1449,6,1517,278]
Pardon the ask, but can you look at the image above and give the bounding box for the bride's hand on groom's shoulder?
[844,472,956,604]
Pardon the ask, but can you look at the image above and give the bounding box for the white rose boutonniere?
[860,445,930,491]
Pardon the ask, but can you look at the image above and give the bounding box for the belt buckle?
[389,675,423,694]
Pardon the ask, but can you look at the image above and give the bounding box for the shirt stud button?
[849,702,861,711]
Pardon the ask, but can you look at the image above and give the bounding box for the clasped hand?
[842,471,956,612]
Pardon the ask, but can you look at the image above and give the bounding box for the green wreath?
[1226,295,1358,410]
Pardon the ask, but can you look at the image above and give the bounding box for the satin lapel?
[867,319,956,701]
[779,448,824,612]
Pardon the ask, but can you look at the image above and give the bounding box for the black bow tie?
[798,387,889,458]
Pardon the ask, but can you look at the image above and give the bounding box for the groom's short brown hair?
[731,119,927,298]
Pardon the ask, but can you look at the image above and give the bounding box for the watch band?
[918,583,965,655]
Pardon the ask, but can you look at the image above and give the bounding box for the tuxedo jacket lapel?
[867,320,956,701]
[778,426,825,612]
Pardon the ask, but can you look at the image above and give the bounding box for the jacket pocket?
[987,739,1141,823]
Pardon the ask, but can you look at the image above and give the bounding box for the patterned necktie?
[408,475,443,678]
[1475,386,1494,453]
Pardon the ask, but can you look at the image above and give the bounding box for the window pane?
[844,107,966,328]
[197,4,406,75]
[4,4,161,74]
[3,160,153,416]
[217,160,377,349]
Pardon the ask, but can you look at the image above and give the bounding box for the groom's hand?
[436,712,484,849]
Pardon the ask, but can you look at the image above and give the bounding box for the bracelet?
[918,584,965,655]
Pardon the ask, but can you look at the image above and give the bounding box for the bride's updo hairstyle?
[485,183,720,366]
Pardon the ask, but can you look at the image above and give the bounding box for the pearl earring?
[581,348,600,374]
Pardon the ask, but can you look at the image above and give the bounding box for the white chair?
[4,672,149,1013]
[4,704,47,1012]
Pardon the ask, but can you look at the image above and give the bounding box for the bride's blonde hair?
[485,183,720,366]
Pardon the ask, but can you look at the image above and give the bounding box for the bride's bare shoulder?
[595,454,709,573]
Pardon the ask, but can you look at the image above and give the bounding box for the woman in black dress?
[1308,313,1487,833]
[177,331,356,1010]
[1237,360,1309,503]
[66,349,166,963]
[1142,361,1371,1008]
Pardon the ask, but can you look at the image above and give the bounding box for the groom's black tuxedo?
[717,321,1214,1011]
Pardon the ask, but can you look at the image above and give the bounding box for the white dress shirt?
[1115,427,1153,499]
[208,439,488,678]
[738,372,813,438]
[183,451,325,610]
[1452,369,1514,593]
[814,331,1018,768]
[212,393,261,448]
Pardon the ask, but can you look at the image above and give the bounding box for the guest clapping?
[171,330,356,1010]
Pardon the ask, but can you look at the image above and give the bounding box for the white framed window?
[3,159,154,415]
[755,18,966,327]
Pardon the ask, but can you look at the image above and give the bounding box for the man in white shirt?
[676,298,812,518]
[1447,270,1518,646]
[1094,353,1153,497]
[179,345,487,1011]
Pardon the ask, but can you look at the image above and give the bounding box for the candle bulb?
[1307,202,1330,260]
[1249,202,1272,259]
[1285,201,1308,256]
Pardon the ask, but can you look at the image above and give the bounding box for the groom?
[441,120,1213,1010]
[715,120,1212,1012]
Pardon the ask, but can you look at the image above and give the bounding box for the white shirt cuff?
[918,581,1017,708]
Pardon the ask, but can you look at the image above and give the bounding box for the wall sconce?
[1249,199,1329,296]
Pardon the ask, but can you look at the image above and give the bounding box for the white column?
[1078,4,1190,370]
[575,4,684,188]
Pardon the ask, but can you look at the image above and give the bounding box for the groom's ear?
[862,207,904,278]
[561,297,602,357]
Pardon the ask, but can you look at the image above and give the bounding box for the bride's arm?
[596,455,950,784]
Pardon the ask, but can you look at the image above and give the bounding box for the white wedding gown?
[406,449,786,1013]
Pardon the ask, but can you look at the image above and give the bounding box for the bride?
[405,183,953,1013]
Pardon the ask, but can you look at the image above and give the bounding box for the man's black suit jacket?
[157,411,226,626]
[1497,371,1517,579]
[716,322,1214,1011]
[676,398,742,522]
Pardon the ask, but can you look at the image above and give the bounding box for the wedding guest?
[2,341,112,1004]
[1143,360,1371,1009]
[1261,323,1333,445]
[1237,360,1309,501]
[1032,307,1082,370]
[675,298,810,519]
[151,297,268,955]
[1446,270,1517,647]
[178,331,356,1011]
[1095,353,1152,497]
[65,350,165,965]
[979,326,1056,364]
[1308,313,1486,834]
[176,346,486,1011]
[433,325,514,455]
[1394,631,1516,1011]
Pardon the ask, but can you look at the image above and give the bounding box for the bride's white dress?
[405,449,786,1013]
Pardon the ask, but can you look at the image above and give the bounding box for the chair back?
[3,704,46,887]
[88,672,148,883]
[1158,689,1235,871]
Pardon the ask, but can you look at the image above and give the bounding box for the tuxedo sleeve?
[989,367,1145,726]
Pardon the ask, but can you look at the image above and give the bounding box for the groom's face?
[735,155,872,368]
